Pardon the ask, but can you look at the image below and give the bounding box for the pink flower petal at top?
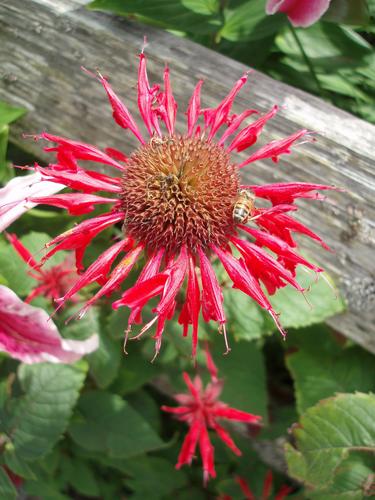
[0,173,64,232]
[0,285,99,364]
[266,0,331,28]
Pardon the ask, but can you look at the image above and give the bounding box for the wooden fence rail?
[1,0,374,352]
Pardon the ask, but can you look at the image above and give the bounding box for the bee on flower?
[12,48,336,357]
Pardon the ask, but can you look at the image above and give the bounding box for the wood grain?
[1,0,374,351]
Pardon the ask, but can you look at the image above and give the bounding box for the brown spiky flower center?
[121,136,240,252]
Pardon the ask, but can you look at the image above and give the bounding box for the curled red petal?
[95,72,145,144]
[228,105,278,153]
[239,129,309,168]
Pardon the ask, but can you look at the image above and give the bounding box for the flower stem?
[289,24,325,97]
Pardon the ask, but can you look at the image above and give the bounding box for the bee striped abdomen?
[232,189,255,224]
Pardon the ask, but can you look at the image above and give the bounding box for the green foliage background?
[1,0,375,497]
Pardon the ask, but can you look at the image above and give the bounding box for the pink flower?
[0,285,98,364]
[20,50,335,357]
[162,349,261,483]
[0,173,64,232]
[266,0,331,27]
[6,233,78,305]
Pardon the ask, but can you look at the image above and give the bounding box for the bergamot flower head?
[22,48,335,358]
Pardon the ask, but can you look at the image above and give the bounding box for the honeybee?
[232,189,255,224]
[149,136,174,148]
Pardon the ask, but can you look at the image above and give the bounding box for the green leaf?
[323,0,370,25]
[0,238,34,296]
[0,468,17,500]
[4,450,36,480]
[270,267,345,330]
[0,125,9,178]
[276,23,371,68]
[124,456,188,499]
[68,390,164,458]
[87,0,221,34]
[3,363,86,461]
[223,286,273,341]
[0,101,26,129]
[88,331,122,388]
[219,0,285,42]
[285,393,375,487]
[286,326,375,414]
[210,338,268,420]
[310,453,375,499]
[60,457,100,497]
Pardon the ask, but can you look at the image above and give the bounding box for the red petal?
[240,226,322,273]
[218,109,258,145]
[199,423,216,484]
[138,52,161,137]
[228,105,278,153]
[41,212,124,270]
[95,73,145,144]
[6,233,38,269]
[205,346,218,382]
[29,193,116,215]
[176,419,201,468]
[231,236,304,293]
[207,74,248,141]
[113,273,167,310]
[162,66,177,135]
[78,243,144,315]
[39,132,125,171]
[212,405,261,423]
[212,244,286,337]
[246,182,337,204]
[186,80,203,137]
[236,477,255,500]
[263,470,273,499]
[238,129,309,168]
[57,239,129,308]
[198,247,225,324]
[156,246,188,317]
[210,421,241,455]
[35,165,121,194]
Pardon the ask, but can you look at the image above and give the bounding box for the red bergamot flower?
[20,49,335,357]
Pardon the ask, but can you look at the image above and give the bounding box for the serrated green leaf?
[219,0,285,42]
[3,364,86,461]
[88,331,121,388]
[68,390,164,458]
[0,467,17,500]
[286,393,375,487]
[286,327,375,414]
[0,101,26,129]
[309,453,374,499]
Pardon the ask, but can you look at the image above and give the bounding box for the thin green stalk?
[288,24,325,97]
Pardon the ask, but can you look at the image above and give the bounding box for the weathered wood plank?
[1,0,375,351]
